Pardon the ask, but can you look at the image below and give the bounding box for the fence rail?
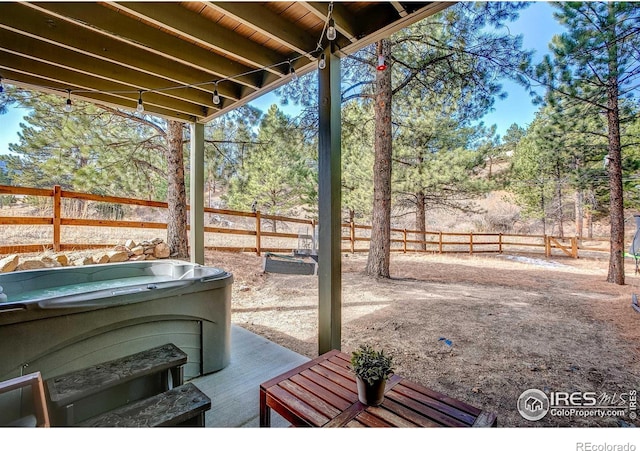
[0,184,611,258]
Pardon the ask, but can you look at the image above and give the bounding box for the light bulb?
[318,53,326,70]
[376,55,387,71]
[64,98,73,113]
[290,65,297,81]
[136,92,144,113]
[326,18,336,41]
[212,88,220,105]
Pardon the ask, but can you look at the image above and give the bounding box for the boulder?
[107,250,129,263]
[92,253,110,264]
[125,239,136,249]
[129,254,147,261]
[16,259,46,271]
[131,246,144,256]
[53,254,69,266]
[74,256,94,266]
[153,242,170,259]
[40,256,61,268]
[0,254,19,273]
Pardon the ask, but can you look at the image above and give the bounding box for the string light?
[212,82,220,105]
[0,5,337,111]
[289,62,297,81]
[326,3,336,41]
[318,53,326,70]
[64,89,73,112]
[326,18,336,41]
[136,90,144,113]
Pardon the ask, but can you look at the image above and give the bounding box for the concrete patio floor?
[189,325,310,427]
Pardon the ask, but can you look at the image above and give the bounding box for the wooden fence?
[0,184,610,258]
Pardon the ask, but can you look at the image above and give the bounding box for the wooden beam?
[317,45,342,354]
[391,2,409,17]
[0,31,215,115]
[298,2,358,42]
[205,2,318,58]
[108,2,288,75]
[1,69,201,122]
[0,3,239,102]
[337,2,453,58]
[24,2,263,90]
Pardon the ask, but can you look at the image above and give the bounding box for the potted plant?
[350,344,395,406]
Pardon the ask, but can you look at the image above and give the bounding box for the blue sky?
[0,2,562,155]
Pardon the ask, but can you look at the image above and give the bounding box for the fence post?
[350,220,355,254]
[571,236,578,259]
[53,185,61,252]
[469,232,474,255]
[255,210,261,256]
[438,231,443,254]
[312,219,317,254]
[544,235,550,257]
[498,233,503,254]
[403,229,407,253]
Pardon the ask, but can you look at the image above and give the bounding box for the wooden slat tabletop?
[259,350,497,428]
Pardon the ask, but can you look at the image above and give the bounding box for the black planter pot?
[356,376,386,406]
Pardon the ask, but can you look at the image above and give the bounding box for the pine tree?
[524,2,640,284]
[393,91,493,248]
[224,105,315,231]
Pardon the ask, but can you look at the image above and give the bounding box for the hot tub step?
[45,343,187,425]
[76,383,211,427]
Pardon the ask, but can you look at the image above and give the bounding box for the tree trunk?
[586,208,593,239]
[165,120,189,259]
[606,90,624,284]
[540,185,546,236]
[575,189,584,239]
[416,191,426,251]
[366,39,392,278]
[556,180,564,238]
[606,19,624,285]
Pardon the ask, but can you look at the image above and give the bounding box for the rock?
[40,256,61,268]
[74,256,94,266]
[112,245,130,253]
[0,254,19,273]
[53,254,69,266]
[107,250,129,263]
[131,246,144,256]
[93,253,110,264]
[153,242,170,258]
[129,255,147,261]
[16,259,46,271]
[125,239,136,249]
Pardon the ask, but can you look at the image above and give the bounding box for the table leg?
[259,388,270,427]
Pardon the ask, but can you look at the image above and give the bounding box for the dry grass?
[209,249,640,428]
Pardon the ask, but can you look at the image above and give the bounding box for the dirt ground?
[205,249,640,428]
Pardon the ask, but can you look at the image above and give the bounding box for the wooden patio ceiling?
[0,1,451,123]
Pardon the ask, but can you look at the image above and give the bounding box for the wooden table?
[260,349,497,428]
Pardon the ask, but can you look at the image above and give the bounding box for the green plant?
[350,344,395,385]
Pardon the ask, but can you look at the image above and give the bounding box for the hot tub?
[0,260,233,386]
